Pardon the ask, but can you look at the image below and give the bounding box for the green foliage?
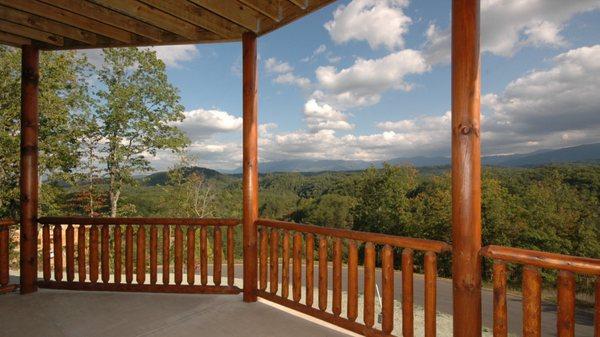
[0,47,91,218]
[93,48,190,216]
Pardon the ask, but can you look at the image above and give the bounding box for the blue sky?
[140,0,600,170]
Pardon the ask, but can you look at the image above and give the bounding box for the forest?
[41,163,600,292]
[1,46,598,292]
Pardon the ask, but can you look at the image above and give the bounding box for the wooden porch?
[0,1,600,337]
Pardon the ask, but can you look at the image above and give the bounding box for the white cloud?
[174,109,242,141]
[146,45,199,68]
[325,0,412,50]
[265,57,311,89]
[304,99,354,131]
[481,44,600,153]
[313,49,429,109]
[265,57,293,73]
[424,0,600,64]
[274,73,311,89]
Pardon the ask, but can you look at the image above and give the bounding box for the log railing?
[37,217,241,294]
[480,245,600,337]
[0,219,17,294]
[255,219,451,337]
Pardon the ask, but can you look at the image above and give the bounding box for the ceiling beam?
[188,0,261,32]
[238,0,282,22]
[0,0,134,43]
[287,0,308,10]
[0,30,30,47]
[138,0,244,38]
[91,0,214,41]
[0,19,63,46]
[37,0,162,42]
[0,5,99,45]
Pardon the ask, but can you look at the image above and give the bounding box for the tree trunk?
[110,189,120,218]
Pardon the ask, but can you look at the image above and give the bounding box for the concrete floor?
[0,289,355,337]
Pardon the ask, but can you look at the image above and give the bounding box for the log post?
[451,0,482,335]
[19,45,40,294]
[242,32,259,302]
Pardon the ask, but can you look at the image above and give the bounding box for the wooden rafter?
[138,0,245,38]
[0,0,134,43]
[0,20,63,46]
[0,0,336,50]
[0,5,99,45]
[189,0,261,32]
[37,0,162,42]
[287,0,308,9]
[90,0,217,41]
[238,0,283,22]
[0,30,30,47]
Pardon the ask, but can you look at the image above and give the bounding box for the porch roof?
[0,0,337,50]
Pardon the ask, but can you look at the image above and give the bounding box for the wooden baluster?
[557,270,575,337]
[595,276,600,337]
[150,225,157,285]
[347,240,358,322]
[332,238,342,316]
[66,224,75,283]
[77,225,86,282]
[137,225,146,285]
[293,232,303,303]
[0,225,8,287]
[162,225,170,285]
[101,224,109,283]
[522,266,542,337]
[282,230,290,299]
[200,226,208,286]
[364,242,376,328]
[53,225,63,281]
[175,225,183,285]
[382,245,395,335]
[270,229,279,294]
[305,233,314,307]
[114,225,122,284]
[259,227,268,291]
[227,226,234,287]
[125,225,133,284]
[187,226,195,285]
[402,248,414,337]
[42,224,50,282]
[424,251,436,337]
[89,224,99,284]
[214,227,222,286]
[318,236,328,311]
[493,261,508,337]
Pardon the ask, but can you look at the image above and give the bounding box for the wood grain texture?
[364,242,375,328]
[493,262,507,337]
[402,248,414,337]
[19,45,39,294]
[242,32,259,302]
[557,271,575,337]
[451,1,482,336]
[522,266,541,337]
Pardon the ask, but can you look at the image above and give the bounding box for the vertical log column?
[19,45,40,294]
[451,0,482,336]
[242,32,259,302]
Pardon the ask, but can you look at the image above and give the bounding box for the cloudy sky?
[136,0,600,171]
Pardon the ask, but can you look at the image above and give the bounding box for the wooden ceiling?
[0,0,337,50]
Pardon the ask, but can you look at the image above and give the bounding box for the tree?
[352,164,418,235]
[0,46,91,218]
[94,48,189,217]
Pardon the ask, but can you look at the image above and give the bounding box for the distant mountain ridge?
[227,143,600,173]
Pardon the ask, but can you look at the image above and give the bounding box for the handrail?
[38,216,240,226]
[256,218,451,253]
[480,245,600,275]
[0,219,17,226]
